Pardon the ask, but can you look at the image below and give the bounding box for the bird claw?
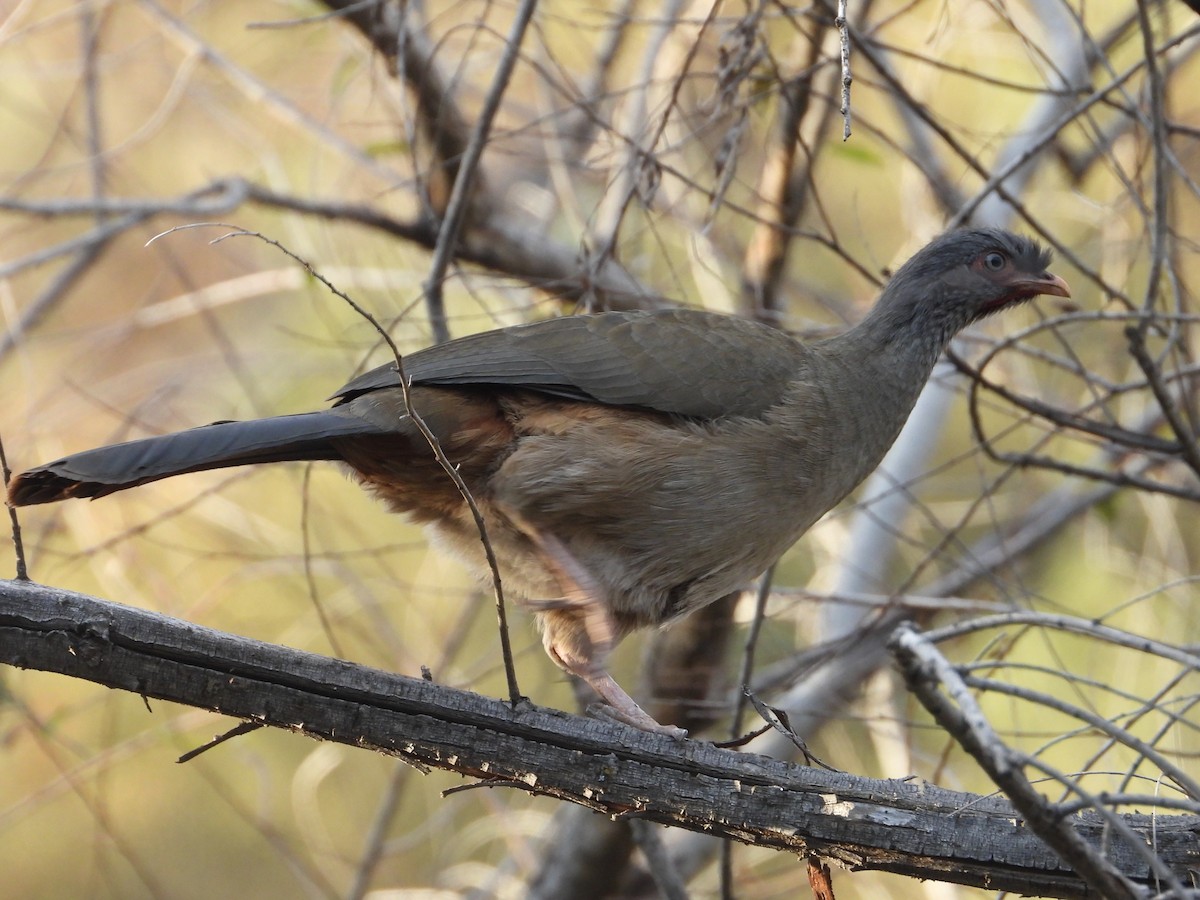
[587,702,688,739]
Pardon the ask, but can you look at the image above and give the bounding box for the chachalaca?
[7,228,1070,736]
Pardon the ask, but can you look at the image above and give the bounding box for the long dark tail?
[8,410,385,506]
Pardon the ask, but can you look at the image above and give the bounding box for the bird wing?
[333,309,808,420]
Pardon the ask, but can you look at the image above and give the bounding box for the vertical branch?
[585,0,696,290]
[1133,0,1169,322]
[738,23,830,318]
[0,436,30,581]
[421,0,539,343]
[322,1,477,216]
[835,0,851,140]
[1124,327,1200,479]
[82,3,108,200]
[643,591,739,735]
[554,0,638,155]
[0,5,115,362]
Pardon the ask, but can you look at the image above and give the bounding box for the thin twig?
[922,611,1200,671]
[1133,0,1170,320]
[961,673,1200,801]
[891,625,1145,899]
[175,721,263,764]
[148,223,523,707]
[835,0,851,140]
[0,435,29,581]
[629,820,690,900]
[730,567,774,738]
[422,0,539,342]
[1124,326,1200,479]
[301,463,346,658]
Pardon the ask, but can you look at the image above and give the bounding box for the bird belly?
[489,405,831,629]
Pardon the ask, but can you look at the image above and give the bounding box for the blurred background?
[1,1,1198,897]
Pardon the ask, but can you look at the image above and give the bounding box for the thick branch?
[0,580,1196,897]
[0,181,666,311]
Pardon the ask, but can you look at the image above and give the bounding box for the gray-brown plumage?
[8,228,1070,736]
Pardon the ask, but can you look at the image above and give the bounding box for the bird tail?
[8,411,384,506]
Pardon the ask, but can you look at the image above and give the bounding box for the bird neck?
[793,279,977,490]
[820,277,968,401]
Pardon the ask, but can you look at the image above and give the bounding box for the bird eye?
[983,251,1007,270]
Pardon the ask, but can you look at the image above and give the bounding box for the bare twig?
[0,435,29,581]
[1124,326,1200,479]
[891,625,1150,900]
[149,223,523,707]
[834,0,851,140]
[628,820,690,900]
[421,0,538,343]
[739,22,830,318]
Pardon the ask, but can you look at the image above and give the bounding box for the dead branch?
[1,578,1197,898]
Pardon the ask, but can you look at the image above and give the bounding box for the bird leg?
[525,530,687,738]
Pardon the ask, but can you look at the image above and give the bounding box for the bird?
[7,228,1070,737]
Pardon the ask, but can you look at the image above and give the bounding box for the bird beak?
[1013,272,1071,299]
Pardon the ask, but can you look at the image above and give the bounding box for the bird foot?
[581,669,687,739]
[587,701,688,739]
[516,523,687,738]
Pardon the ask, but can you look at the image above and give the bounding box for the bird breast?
[480,389,852,628]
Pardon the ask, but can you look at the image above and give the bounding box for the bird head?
[869,228,1071,351]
